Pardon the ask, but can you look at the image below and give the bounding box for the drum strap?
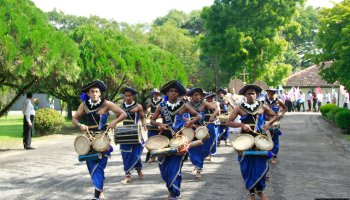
[160,101,174,132]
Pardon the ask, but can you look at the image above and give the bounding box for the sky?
[31,0,342,24]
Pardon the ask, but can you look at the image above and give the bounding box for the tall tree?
[314,0,350,90]
[200,0,305,86]
[0,0,79,116]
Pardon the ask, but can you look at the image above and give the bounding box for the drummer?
[145,88,163,163]
[72,80,127,200]
[119,87,147,184]
[217,88,233,145]
[264,87,287,164]
[150,80,201,200]
[204,92,220,158]
[226,84,278,200]
[186,88,219,178]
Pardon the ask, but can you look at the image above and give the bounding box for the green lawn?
[345,134,350,142]
[0,115,23,139]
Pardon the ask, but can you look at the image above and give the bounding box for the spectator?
[299,91,305,112]
[22,92,35,150]
[316,93,323,112]
[344,90,349,109]
[325,90,331,104]
[312,92,318,112]
[307,91,312,111]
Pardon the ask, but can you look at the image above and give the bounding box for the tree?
[314,0,350,90]
[200,0,305,86]
[0,0,79,116]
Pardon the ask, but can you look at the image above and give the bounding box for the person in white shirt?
[307,91,312,111]
[344,91,349,109]
[316,93,324,112]
[325,91,331,104]
[299,91,305,112]
[22,92,35,150]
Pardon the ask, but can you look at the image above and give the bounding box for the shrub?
[319,104,338,116]
[327,106,342,122]
[34,108,65,135]
[335,109,350,130]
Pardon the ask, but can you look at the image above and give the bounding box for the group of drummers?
[72,79,287,200]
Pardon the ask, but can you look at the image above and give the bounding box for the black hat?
[187,88,204,96]
[81,80,107,93]
[238,84,262,95]
[121,87,138,95]
[160,80,187,96]
[217,87,227,95]
[205,92,217,99]
[265,87,277,93]
[150,88,161,96]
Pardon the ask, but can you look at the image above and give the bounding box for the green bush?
[335,109,350,130]
[34,108,65,135]
[327,106,342,122]
[320,104,338,116]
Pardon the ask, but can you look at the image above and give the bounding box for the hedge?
[320,104,350,134]
[34,108,65,135]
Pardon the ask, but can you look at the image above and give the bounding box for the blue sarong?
[271,129,282,157]
[218,125,228,141]
[120,143,144,174]
[238,155,269,190]
[210,125,219,155]
[86,146,113,191]
[189,123,216,169]
[158,154,187,198]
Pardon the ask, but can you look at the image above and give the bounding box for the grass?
[345,134,350,142]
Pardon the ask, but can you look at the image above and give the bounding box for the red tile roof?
[285,62,339,87]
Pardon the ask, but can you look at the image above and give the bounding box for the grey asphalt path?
[0,113,349,200]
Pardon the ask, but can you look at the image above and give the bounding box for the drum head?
[145,135,169,151]
[231,134,255,151]
[181,128,194,142]
[92,134,110,152]
[169,135,187,147]
[255,135,273,151]
[218,115,229,124]
[195,126,209,140]
[74,135,91,155]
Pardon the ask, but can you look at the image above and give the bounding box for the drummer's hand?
[209,116,215,122]
[79,124,89,132]
[107,122,117,129]
[185,120,193,128]
[277,114,283,120]
[179,144,190,154]
[241,124,252,132]
[158,124,168,132]
[262,124,268,131]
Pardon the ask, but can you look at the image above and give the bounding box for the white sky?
[31,0,342,24]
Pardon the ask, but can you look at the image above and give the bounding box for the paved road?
[1,113,350,200]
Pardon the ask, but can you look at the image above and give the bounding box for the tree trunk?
[67,103,73,120]
[0,79,37,117]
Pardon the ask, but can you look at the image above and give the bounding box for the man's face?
[267,91,274,100]
[192,92,202,102]
[245,89,257,103]
[206,97,213,102]
[218,92,225,98]
[124,91,134,103]
[153,93,160,99]
[88,87,101,102]
[167,88,179,101]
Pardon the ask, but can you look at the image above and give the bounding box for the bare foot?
[148,157,156,163]
[249,194,256,200]
[257,192,268,200]
[137,170,144,180]
[195,171,202,178]
[99,192,105,199]
[192,168,197,174]
[271,157,278,164]
[120,176,131,184]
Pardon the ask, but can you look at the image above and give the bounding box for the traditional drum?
[146,124,160,131]
[180,128,195,142]
[92,133,111,152]
[231,134,255,152]
[218,114,229,125]
[114,124,142,144]
[169,135,188,149]
[254,134,273,151]
[74,135,91,155]
[194,126,210,140]
[145,135,170,151]
[150,146,179,157]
